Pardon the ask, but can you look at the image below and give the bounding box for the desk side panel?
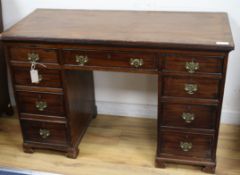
[63,70,97,157]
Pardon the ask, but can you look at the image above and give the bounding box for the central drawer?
[163,76,220,99]
[62,49,157,69]
[16,91,65,116]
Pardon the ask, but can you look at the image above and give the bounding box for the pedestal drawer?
[161,103,217,130]
[159,130,213,159]
[12,67,62,88]
[16,91,65,116]
[162,52,224,74]
[163,76,220,99]
[21,119,68,145]
[8,46,59,63]
[63,49,157,69]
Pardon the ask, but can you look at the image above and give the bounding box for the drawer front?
[8,46,59,63]
[159,130,213,159]
[16,91,65,116]
[161,103,217,129]
[163,76,220,99]
[162,53,223,74]
[63,49,157,69]
[21,119,68,145]
[12,67,62,88]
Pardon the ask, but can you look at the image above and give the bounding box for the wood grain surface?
[2,9,234,50]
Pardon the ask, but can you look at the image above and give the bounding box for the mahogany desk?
[2,9,234,173]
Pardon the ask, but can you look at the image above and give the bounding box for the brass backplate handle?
[76,55,88,66]
[185,61,199,73]
[184,84,198,95]
[36,101,47,111]
[39,129,50,139]
[182,113,195,123]
[28,53,39,62]
[180,142,192,152]
[130,58,144,68]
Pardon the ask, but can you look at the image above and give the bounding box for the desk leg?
[23,143,34,154]
[202,165,216,174]
[66,147,79,159]
[155,158,166,168]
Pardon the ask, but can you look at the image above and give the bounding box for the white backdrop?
[2,0,240,124]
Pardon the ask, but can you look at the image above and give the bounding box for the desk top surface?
[2,9,234,51]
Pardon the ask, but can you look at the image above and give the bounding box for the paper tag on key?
[30,69,40,83]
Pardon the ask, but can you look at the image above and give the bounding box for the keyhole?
[38,95,42,100]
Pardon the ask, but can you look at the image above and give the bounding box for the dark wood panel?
[21,119,68,145]
[162,76,220,99]
[161,103,217,130]
[20,113,67,122]
[62,70,96,158]
[16,91,65,116]
[63,49,157,70]
[12,67,62,88]
[158,130,214,160]
[15,86,63,93]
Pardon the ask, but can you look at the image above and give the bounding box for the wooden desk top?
[2,9,234,51]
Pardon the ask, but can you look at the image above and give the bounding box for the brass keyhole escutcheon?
[76,55,88,66]
[130,58,144,68]
[39,129,50,139]
[185,61,199,73]
[180,142,192,152]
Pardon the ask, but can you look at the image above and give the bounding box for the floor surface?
[0,115,239,175]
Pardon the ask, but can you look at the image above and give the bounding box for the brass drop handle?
[28,53,39,62]
[130,58,144,68]
[185,61,199,73]
[39,129,50,139]
[76,55,88,66]
[36,101,47,111]
[182,113,195,123]
[180,142,192,152]
[184,84,198,95]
